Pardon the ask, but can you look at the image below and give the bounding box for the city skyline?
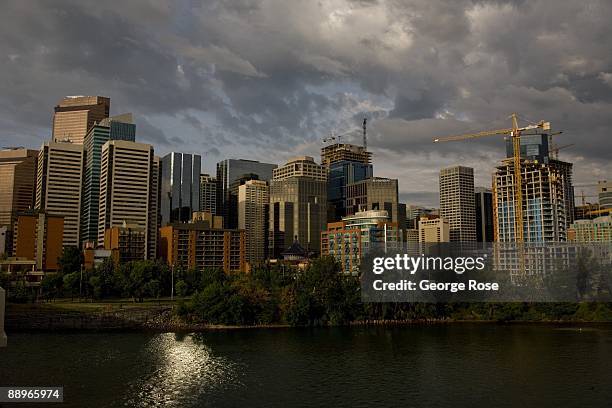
[2,1,612,206]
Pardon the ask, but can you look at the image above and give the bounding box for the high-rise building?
[0,148,38,254]
[159,222,245,274]
[419,217,450,243]
[98,140,154,259]
[199,174,217,214]
[149,156,161,259]
[321,210,402,274]
[217,159,277,229]
[52,96,110,144]
[160,152,201,225]
[13,211,64,271]
[475,187,494,242]
[269,156,327,257]
[439,166,476,242]
[406,205,437,229]
[493,159,573,242]
[238,179,269,265]
[345,177,406,231]
[80,114,136,246]
[568,216,612,242]
[320,143,372,221]
[36,141,84,248]
[598,180,612,209]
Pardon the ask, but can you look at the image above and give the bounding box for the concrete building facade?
[159,222,245,274]
[52,95,110,144]
[0,148,38,255]
[199,174,217,215]
[81,114,136,246]
[439,166,476,242]
[419,217,450,243]
[35,141,84,248]
[269,157,327,257]
[98,140,154,259]
[238,180,269,266]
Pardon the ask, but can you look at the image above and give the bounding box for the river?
[1,325,611,407]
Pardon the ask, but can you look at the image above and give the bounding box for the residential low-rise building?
[568,216,612,242]
[159,221,245,274]
[321,210,402,274]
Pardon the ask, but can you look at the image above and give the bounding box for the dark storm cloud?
[1,0,611,207]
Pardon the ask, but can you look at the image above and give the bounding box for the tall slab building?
[217,159,277,229]
[98,140,155,259]
[52,96,110,144]
[439,166,476,242]
[160,152,201,225]
[199,174,217,215]
[0,148,38,254]
[36,142,84,248]
[238,179,269,265]
[80,114,136,246]
[269,156,327,257]
[345,177,406,231]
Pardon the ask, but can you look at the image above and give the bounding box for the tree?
[63,272,80,300]
[58,246,83,274]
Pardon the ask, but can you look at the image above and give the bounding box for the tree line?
[3,246,612,325]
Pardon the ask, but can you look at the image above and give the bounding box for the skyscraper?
[0,148,38,254]
[217,159,277,229]
[238,179,269,265]
[439,166,476,242]
[199,174,217,214]
[52,96,110,144]
[269,156,327,257]
[98,140,155,259]
[345,177,406,231]
[475,187,494,242]
[320,143,372,220]
[80,114,136,246]
[160,152,201,225]
[493,159,573,242]
[36,141,84,248]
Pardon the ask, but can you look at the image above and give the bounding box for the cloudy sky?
[2,0,611,206]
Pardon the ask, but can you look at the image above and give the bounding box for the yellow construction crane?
[433,113,552,243]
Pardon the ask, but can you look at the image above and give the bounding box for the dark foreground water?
[1,325,612,407]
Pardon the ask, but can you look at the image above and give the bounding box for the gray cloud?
[1,0,611,207]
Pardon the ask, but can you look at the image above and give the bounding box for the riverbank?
[5,301,612,332]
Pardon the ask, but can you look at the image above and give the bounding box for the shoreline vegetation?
[4,254,612,331]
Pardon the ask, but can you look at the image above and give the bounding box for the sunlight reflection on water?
[123,333,242,407]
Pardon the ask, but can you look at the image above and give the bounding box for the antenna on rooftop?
[363,118,367,150]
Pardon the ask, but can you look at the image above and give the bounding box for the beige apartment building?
[36,141,84,248]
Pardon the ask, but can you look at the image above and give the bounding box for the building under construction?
[320,143,372,168]
[493,158,574,242]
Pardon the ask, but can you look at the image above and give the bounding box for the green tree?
[62,272,80,300]
[58,246,83,274]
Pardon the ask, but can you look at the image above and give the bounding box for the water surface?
[1,325,611,407]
